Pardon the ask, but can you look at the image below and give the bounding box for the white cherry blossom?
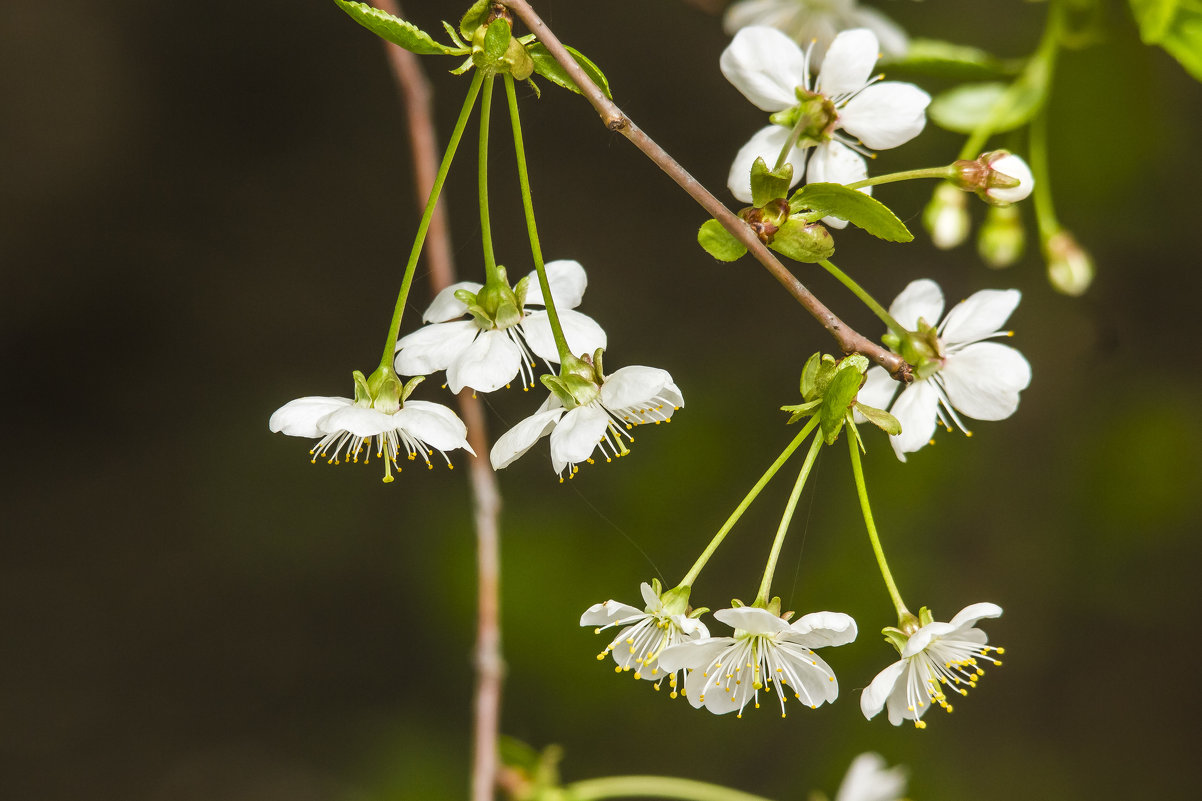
[834,753,908,801]
[394,259,606,394]
[861,602,1004,728]
[857,279,1031,461]
[269,394,474,483]
[657,606,856,717]
[580,581,709,696]
[721,26,929,225]
[724,0,909,69]
[490,364,683,480]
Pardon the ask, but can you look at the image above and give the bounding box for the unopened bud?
[770,218,834,263]
[953,151,1034,206]
[1044,230,1094,296]
[977,204,1025,268]
[923,182,970,249]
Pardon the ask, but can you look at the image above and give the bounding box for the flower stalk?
[755,431,822,606]
[844,164,957,191]
[478,72,502,284]
[847,431,909,619]
[568,775,776,801]
[818,259,905,337]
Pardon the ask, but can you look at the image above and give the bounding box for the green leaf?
[880,38,1020,80]
[800,352,822,400]
[750,157,792,207]
[770,219,835,263]
[333,1,461,55]
[1131,0,1202,82]
[527,43,613,99]
[460,0,491,38]
[820,366,861,444]
[781,398,821,425]
[697,219,747,262]
[855,402,902,436]
[928,80,1044,136]
[482,18,511,61]
[790,183,912,242]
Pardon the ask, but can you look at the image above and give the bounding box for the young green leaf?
[333,1,462,56]
[880,38,1021,81]
[790,183,912,242]
[750,157,793,208]
[855,403,902,436]
[820,366,862,444]
[929,80,1044,135]
[698,219,747,262]
[527,43,613,99]
[1130,0,1202,82]
[460,0,491,38]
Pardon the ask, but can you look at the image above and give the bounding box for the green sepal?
[526,43,613,98]
[504,32,535,80]
[750,157,793,208]
[881,626,908,653]
[333,1,463,56]
[478,18,512,64]
[918,605,935,627]
[688,607,710,618]
[560,373,600,406]
[363,364,403,412]
[463,303,492,328]
[459,0,490,38]
[400,374,425,401]
[659,584,692,616]
[770,219,835,263]
[1130,0,1202,82]
[592,348,606,380]
[450,56,474,76]
[855,402,902,436]
[799,352,821,400]
[781,398,821,425]
[880,38,1021,80]
[540,374,577,409]
[846,413,867,453]
[820,362,863,444]
[929,80,1045,136]
[352,369,373,407]
[512,274,531,308]
[453,287,479,306]
[697,219,747,262]
[441,20,468,50]
[789,183,913,242]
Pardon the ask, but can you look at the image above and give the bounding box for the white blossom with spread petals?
[657,606,856,717]
[861,602,1004,728]
[857,279,1031,461]
[724,0,909,69]
[721,27,929,226]
[269,395,474,483]
[834,752,908,801]
[394,259,606,394]
[490,365,683,480]
[580,581,709,696]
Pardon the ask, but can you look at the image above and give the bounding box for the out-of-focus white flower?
[657,605,856,717]
[580,580,709,696]
[395,259,605,394]
[723,0,908,68]
[923,182,971,249]
[834,752,908,801]
[721,27,929,227]
[490,362,682,480]
[857,279,1031,461]
[861,602,1004,728]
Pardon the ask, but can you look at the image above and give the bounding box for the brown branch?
[375,4,505,801]
[498,0,910,382]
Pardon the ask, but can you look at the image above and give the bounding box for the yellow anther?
[915,720,927,729]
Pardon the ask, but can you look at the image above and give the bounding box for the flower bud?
[923,182,970,249]
[1044,230,1094,296]
[953,151,1034,206]
[738,198,790,244]
[977,203,1025,268]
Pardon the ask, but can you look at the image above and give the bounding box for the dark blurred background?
[3,1,1201,799]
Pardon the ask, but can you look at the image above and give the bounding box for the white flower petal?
[723,0,798,35]
[522,259,588,310]
[728,125,808,204]
[522,308,607,364]
[714,606,790,635]
[940,288,1021,346]
[599,366,675,411]
[817,28,879,97]
[394,400,474,455]
[446,330,523,394]
[720,26,809,112]
[423,281,482,323]
[850,8,909,59]
[834,752,908,801]
[657,637,729,674]
[579,599,643,627]
[838,82,930,150]
[395,320,480,376]
[549,405,611,472]
[269,396,351,437]
[854,366,898,420]
[789,610,858,647]
[888,278,944,329]
[319,406,395,437]
[940,342,1031,421]
[986,153,1034,204]
[888,379,940,460]
[489,408,564,470]
[860,658,905,720]
[638,582,659,610]
[948,601,1004,630]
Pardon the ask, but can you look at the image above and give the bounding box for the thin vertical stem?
[818,259,905,338]
[478,72,502,283]
[754,432,822,606]
[373,7,504,801]
[846,433,908,618]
